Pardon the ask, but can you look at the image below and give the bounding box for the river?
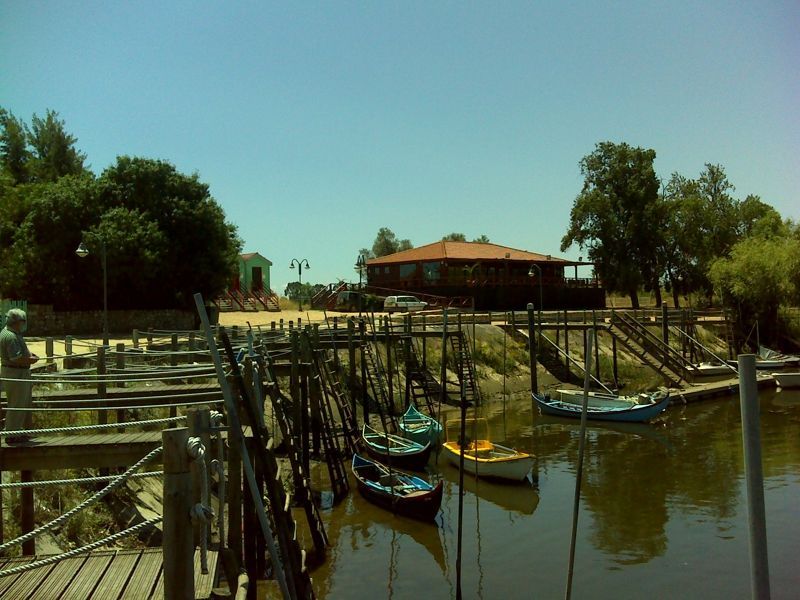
[306,387,800,599]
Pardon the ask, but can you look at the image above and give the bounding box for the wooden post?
[421,315,427,368]
[171,333,179,367]
[147,327,153,349]
[227,416,243,564]
[359,319,369,423]
[301,362,310,475]
[347,318,356,398]
[242,442,257,600]
[661,302,669,367]
[64,335,73,369]
[188,408,212,548]
[45,337,54,366]
[612,336,619,389]
[97,347,107,426]
[592,311,600,381]
[290,331,302,461]
[132,328,139,349]
[116,342,126,430]
[21,471,35,555]
[527,304,538,395]
[162,427,195,600]
[188,332,196,362]
[563,311,570,374]
[385,316,394,415]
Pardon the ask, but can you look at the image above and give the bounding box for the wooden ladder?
[362,343,399,431]
[220,332,320,597]
[449,330,482,405]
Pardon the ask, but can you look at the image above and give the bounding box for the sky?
[2,1,798,294]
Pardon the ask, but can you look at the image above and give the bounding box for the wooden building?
[365,241,604,310]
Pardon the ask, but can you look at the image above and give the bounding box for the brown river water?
[301,388,800,599]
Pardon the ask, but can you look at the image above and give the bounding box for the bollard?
[162,427,195,600]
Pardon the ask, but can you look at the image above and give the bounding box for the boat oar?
[565,330,594,600]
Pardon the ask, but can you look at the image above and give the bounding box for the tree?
[0,108,31,184]
[442,232,466,241]
[25,109,88,182]
[0,156,241,310]
[370,227,413,257]
[561,142,662,308]
[709,234,800,346]
[472,235,491,243]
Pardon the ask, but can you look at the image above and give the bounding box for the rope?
[36,390,222,405]
[210,411,226,546]
[6,399,223,412]
[0,471,163,490]
[24,372,218,384]
[187,436,214,574]
[0,445,164,552]
[0,517,164,578]
[0,416,186,437]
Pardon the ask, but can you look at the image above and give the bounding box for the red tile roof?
[367,241,573,265]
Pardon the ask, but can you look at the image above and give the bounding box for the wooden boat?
[351,454,443,521]
[532,391,670,423]
[398,403,442,446]
[772,372,800,389]
[692,362,737,377]
[361,423,432,471]
[553,388,662,409]
[441,418,534,482]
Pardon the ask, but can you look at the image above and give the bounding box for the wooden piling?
[97,347,107,426]
[188,408,212,549]
[45,337,54,366]
[21,471,34,556]
[527,304,538,395]
[64,335,73,369]
[162,427,195,600]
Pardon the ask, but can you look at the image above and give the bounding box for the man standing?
[1,309,38,444]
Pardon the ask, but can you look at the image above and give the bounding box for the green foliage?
[0,115,241,309]
[369,227,413,258]
[472,235,491,243]
[442,232,467,241]
[561,141,661,307]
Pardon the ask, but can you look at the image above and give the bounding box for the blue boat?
[351,454,443,521]
[361,423,432,471]
[532,391,670,423]
[398,403,442,446]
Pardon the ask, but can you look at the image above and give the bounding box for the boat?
[441,418,534,482]
[398,403,442,446]
[691,362,737,377]
[772,372,800,389]
[553,388,662,409]
[437,459,539,514]
[361,423,432,471]
[532,390,670,423]
[351,454,443,521]
[725,346,800,370]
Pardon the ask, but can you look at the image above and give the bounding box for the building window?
[423,261,441,281]
[384,266,390,274]
[399,264,417,279]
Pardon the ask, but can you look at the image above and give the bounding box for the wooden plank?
[119,549,161,600]
[1,560,57,598]
[0,556,36,596]
[194,549,219,599]
[60,551,115,599]
[29,554,88,599]
[90,551,140,599]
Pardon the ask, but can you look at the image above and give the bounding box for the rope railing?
[187,436,214,574]
[31,390,223,405]
[12,371,218,385]
[0,415,186,437]
[0,517,164,578]
[0,445,164,553]
[0,470,163,490]
[3,399,223,412]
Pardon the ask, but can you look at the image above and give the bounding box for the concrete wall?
[25,304,198,336]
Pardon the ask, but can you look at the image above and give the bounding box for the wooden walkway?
[0,548,218,599]
[0,432,162,471]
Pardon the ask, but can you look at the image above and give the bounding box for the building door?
[251,267,263,291]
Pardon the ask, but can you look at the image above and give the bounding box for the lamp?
[355,254,367,316]
[527,264,543,348]
[76,235,109,346]
[289,258,310,310]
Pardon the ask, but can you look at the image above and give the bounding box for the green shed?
[236,252,273,293]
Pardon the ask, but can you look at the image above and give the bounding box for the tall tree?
[370,227,413,257]
[561,142,662,308]
[25,109,88,182]
[0,108,31,184]
[442,232,466,241]
[472,234,491,243]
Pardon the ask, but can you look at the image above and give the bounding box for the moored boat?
[442,418,534,482]
[772,372,800,389]
[554,388,662,409]
[361,423,432,471]
[351,454,443,521]
[398,403,442,446]
[532,391,670,423]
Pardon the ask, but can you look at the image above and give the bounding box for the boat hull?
[398,405,443,446]
[772,372,800,389]
[441,441,534,482]
[532,392,670,423]
[361,425,432,471]
[352,454,443,521]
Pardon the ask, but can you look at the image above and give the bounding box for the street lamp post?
[355,254,367,316]
[463,264,479,375]
[289,258,310,311]
[528,263,543,344]
[76,235,109,346]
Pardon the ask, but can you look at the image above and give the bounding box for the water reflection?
[309,391,800,599]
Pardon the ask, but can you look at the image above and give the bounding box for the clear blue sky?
[2,2,798,294]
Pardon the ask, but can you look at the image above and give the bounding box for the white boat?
[442,418,534,482]
[692,362,737,377]
[772,372,800,389]
[554,388,667,409]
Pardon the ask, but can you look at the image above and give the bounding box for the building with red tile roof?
[365,241,603,310]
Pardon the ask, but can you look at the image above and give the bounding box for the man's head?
[5,308,27,333]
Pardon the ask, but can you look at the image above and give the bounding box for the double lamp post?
[290,258,310,310]
[75,234,109,346]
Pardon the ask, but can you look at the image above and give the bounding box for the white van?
[383,295,427,313]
